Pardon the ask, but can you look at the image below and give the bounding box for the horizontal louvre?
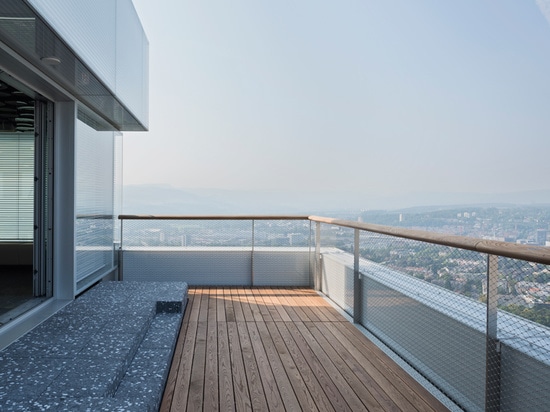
[0,133,34,241]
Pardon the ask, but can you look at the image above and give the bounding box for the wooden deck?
[160,288,449,412]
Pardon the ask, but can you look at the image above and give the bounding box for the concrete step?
[0,281,188,411]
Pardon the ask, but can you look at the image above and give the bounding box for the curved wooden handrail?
[309,215,550,265]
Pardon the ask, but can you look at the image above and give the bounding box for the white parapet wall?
[122,246,313,287]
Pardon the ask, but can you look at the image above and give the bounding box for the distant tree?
[501,305,550,328]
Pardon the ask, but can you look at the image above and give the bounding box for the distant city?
[359,206,550,246]
[121,200,550,326]
[350,207,550,326]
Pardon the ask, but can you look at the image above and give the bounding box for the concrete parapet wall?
[122,246,313,286]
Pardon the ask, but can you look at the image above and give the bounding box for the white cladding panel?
[320,253,354,315]
[123,249,252,286]
[28,0,148,126]
[122,247,313,286]
[28,0,117,89]
[252,250,312,286]
[116,0,149,125]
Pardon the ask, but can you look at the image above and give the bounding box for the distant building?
[288,233,304,246]
[536,229,547,246]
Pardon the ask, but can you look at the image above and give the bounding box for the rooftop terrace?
[2,214,550,411]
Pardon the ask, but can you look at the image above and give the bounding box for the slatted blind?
[0,133,34,241]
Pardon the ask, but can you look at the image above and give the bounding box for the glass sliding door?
[0,77,52,326]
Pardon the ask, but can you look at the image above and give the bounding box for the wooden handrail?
[309,215,550,266]
[117,214,550,265]
[118,214,310,220]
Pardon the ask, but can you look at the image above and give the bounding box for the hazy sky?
[124,0,550,201]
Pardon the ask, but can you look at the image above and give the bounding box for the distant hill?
[122,184,550,215]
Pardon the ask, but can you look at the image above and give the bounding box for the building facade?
[0,0,148,346]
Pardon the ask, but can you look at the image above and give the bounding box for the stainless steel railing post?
[314,222,321,291]
[485,254,501,412]
[118,218,123,281]
[353,228,362,324]
[251,219,255,286]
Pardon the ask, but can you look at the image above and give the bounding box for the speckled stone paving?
[0,281,188,411]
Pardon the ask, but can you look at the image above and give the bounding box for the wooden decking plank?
[305,321,387,412]
[295,289,322,321]
[243,288,263,321]
[336,320,447,412]
[188,287,203,323]
[329,321,430,411]
[186,320,208,411]
[277,288,311,322]
[159,292,195,412]
[217,288,226,322]
[227,321,253,411]
[238,288,254,322]
[263,288,282,321]
[218,321,235,411]
[285,321,351,411]
[224,288,236,322]
[269,288,292,322]
[295,321,367,411]
[251,288,273,322]
[264,321,319,411]
[204,301,219,412]
[169,290,203,411]
[305,289,343,322]
[263,289,284,322]
[300,290,332,322]
[207,288,217,324]
[272,288,302,322]
[168,321,197,411]
[198,287,209,322]
[256,321,301,411]
[315,322,402,412]
[295,289,324,322]
[247,321,284,411]
[272,288,292,322]
[237,321,269,411]
[311,291,343,322]
[274,321,336,412]
[230,288,245,322]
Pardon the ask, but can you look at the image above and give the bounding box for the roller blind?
[0,133,34,241]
